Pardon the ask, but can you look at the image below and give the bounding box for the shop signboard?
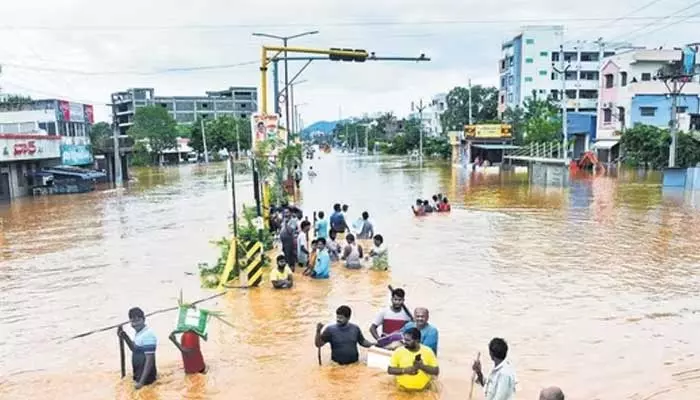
[61,144,93,166]
[0,134,62,162]
[464,124,512,139]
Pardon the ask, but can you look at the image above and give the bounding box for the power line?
[609,0,700,42]
[0,60,259,76]
[576,0,666,38]
[1,80,110,106]
[1,16,700,31]
[625,8,700,41]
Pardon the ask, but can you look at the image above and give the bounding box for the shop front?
[0,134,62,202]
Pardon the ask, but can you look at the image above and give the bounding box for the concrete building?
[408,93,447,136]
[596,48,700,162]
[111,87,258,135]
[499,25,630,115]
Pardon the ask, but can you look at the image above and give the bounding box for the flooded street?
[2,153,700,400]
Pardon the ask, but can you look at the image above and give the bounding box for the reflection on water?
[2,156,700,400]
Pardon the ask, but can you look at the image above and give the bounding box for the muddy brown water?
[1,154,700,399]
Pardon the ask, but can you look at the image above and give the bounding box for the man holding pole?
[116,307,158,389]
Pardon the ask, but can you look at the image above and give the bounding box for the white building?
[409,93,447,136]
[499,25,631,115]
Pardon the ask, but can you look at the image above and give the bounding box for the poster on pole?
[251,113,283,148]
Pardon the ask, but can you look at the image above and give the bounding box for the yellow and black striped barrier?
[241,241,264,287]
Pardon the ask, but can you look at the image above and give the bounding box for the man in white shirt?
[472,337,517,400]
[297,220,311,268]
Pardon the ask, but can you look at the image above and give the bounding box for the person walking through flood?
[412,199,426,216]
[315,305,375,365]
[327,230,341,261]
[330,203,349,234]
[355,211,374,239]
[367,234,388,270]
[169,329,207,374]
[387,327,440,391]
[297,221,312,269]
[341,233,364,269]
[309,238,330,279]
[539,387,565,400]
[116,307,158,389]
[293,165,303,189]
[315,211,328,240]
[437,197,451,212]
[472,337,517,400]
[270,255,294,289]
[370,288,412,348]
[279,221,298,272]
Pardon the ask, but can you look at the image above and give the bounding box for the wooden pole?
[468,352,481,400]
[119,335,126,378]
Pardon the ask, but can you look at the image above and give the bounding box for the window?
[538,89,546,94]
[551,52,560,62]
[604,74,614,88]
[501,77,506,87]
[580,52,599,62]
[604,109,612,122]
[618,107,625,125]
[565,90,577,99]
[640,107,656,117]
[621,72,628,87]
[565,71,577,80]
[564,52,578,62]
[524,77,533,82]
[508,93,513,102]
[508,76,514,84]
[525,57,534,64]
[580,71,599,80]
[525,38,535,44]
[641,73,652,81]
[677,106,688,113]
[579,90,598,99]
[500,95,505,104]
[551,72,558,80]
[550,90,560,100]
[540,51,548,57]
[604,51,615,57]
[539,70,548,76]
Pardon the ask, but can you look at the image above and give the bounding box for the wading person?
[341,233,364,269]
[539,387,565,400]
[472,337,517,400]
[297,220,312,269]
[401,307,439,355]
[315,305,375,365]
[330,203,348,234]
[309,238,330,279]
[315,211,328,240]
[370,288,412,349]
[293,165,303,189]
[368,234,389,271]
[387,327,440,391]
[356,211,374,239]
[279,222,297,272]
[270,255,293,289]
[169,330,207,374]
[116,307,157,389]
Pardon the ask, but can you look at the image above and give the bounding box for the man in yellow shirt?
[270,255,293,289]
[387,327,439,391]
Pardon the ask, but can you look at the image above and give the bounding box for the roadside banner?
[250,113,282,149]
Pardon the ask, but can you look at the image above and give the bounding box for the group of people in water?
[411,193,451,216]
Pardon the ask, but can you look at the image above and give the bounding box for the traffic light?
[500,124,512,137]
[465,125,476,137]
[329,48,368,62]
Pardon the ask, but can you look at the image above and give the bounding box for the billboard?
[84,104,94,124]
[0,135,62,162]
[58,100,71,121]
[55,101,93,123]
[250,113,284,148]
[61,144,93,166]
[465,124,512,139]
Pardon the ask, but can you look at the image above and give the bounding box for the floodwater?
[2,154,700,400]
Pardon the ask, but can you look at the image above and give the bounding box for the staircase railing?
[504,142,565,160]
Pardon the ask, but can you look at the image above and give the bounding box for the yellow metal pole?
[263,45,368,59]
[260,46,268,114]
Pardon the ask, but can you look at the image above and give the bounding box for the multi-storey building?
[596,48,700,162]
[111,87,258,135]
[408,93,447,136]
[499,25,630,115]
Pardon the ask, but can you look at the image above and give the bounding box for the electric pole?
[234,119,241,159]
[552,44,570,166]
[414,99,426,161]
[200,118,209,163]
[110,93,123,187]
[468,79,473,125]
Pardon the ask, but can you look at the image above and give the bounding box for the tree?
[440,85,498,131]
[502,106,526,145]
[522,91,561,143]
[128,105,178,164]
[189,115,251,155]
[620,125,669,169]
[0,94,33,111]
[89,122,111,153]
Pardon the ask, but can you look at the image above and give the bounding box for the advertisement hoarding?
[84,104,95,124]
[61,144,94,166]
[465,124,512,139]
[250,113,285,148]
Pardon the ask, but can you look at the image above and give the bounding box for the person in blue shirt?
[311,237,330,279]
[401,307,439,355]
[315,211,329,240]
[117,307,158,389]
[329,203,348,234]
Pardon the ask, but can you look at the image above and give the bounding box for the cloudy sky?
[0,0,698,126]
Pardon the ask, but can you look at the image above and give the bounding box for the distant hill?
[300,120,342,138]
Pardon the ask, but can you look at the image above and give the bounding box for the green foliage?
[189,116,252,155]
[130,141,152,166]
[127,106,178,162]
[0,94,33,111]
[619,124,700,169]
[198,205,273,288]
[90,122,111,153]
[522,91,561,144]
[176,123,193,139]
[502,106,526,145]
[441,85,498,131]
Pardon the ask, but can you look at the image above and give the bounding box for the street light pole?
[252,30,319,144]
[414,99,426,161]
[110,94,123,188]
[201,118,209,163]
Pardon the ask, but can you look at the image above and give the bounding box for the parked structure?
[498,25,631,115]
[596,48,700,162]
[110,87,258,135]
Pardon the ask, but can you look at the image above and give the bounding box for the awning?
[472,144,521,150]
[593,140,619,150]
